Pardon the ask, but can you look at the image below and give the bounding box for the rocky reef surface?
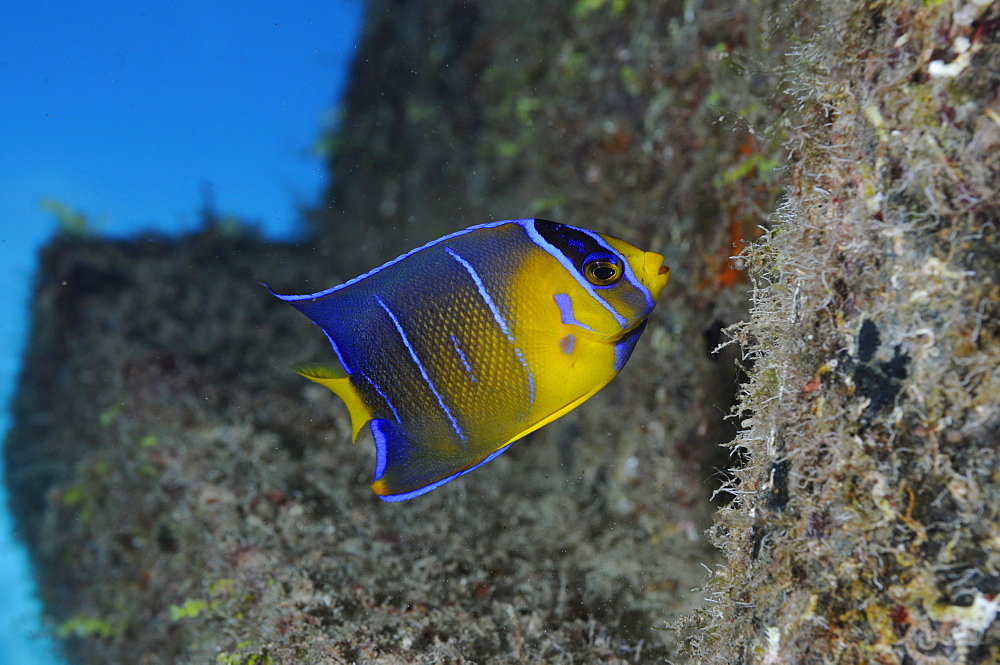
[6,1,998,663]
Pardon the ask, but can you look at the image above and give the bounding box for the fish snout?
[642,251,671,300]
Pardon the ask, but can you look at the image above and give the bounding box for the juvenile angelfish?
[270,219,670,501]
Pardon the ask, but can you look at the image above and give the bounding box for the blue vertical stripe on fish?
[360,370,402,423]
[450,334,476,382]
[444,246,514,342]
[522,220,629,327]
[374,294,467,445]
[553,293,595,331]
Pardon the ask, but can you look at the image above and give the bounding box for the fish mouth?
[642,251,671,301]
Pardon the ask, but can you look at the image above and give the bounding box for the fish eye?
[584,254,622,286]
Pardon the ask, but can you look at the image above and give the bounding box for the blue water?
[0,2,363,662]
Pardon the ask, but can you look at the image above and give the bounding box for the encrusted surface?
[6,1,998,663]
[692,1,1000,662]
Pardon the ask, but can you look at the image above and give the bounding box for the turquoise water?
[0,2,363,662]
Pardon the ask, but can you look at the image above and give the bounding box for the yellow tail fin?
[291,363,373,442]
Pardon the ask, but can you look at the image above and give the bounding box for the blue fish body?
[270,219,670,501]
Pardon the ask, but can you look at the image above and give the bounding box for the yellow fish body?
[270,219,670,501]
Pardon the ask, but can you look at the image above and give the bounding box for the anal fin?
[369,419,513,502]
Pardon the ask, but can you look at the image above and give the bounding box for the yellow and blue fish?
[270,219,670,501]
